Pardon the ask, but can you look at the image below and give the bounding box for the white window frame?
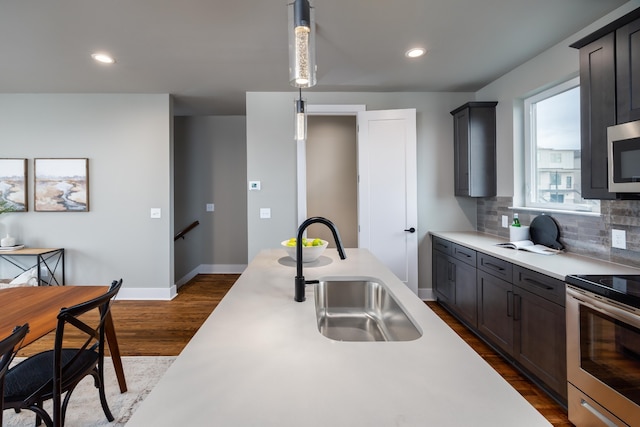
[523,77,599,214]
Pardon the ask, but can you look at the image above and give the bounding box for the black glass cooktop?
[565,274,640,309]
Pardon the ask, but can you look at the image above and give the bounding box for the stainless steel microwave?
[608,120,640,193]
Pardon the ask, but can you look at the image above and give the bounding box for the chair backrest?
[1,324,29,426]
[53,279,122,381]
[0,324,29,379]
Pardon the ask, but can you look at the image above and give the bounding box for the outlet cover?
[206,203,215,212]
[501,215,509,228]
[150,208,161,219]
[612,229,626,249]
[260,208,271,219]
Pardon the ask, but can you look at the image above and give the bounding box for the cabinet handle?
[451,264,456,282]
[523,277,553,291]
[507,291,513,317]
[436,243,448,251]
[484,261,505,272]
[457,250,472,258]
[514,294,521,321]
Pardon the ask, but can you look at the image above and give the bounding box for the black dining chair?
[1,323,30,426]
[3,279,122,427]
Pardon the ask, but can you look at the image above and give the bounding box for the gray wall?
[173,116,247,284]
[246,91,477,294]
[0,94,174,298]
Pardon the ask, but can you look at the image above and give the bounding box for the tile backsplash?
[477,197,640,268]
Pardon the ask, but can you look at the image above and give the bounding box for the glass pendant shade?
[294,97,307,141]
[288,0,316,88]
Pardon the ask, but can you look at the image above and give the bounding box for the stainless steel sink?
[314,278,422,342]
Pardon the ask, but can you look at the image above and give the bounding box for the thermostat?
[249,181,261,191]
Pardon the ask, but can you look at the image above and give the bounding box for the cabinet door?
[617,17,640,123]
[579,33,617,200]
[453,109,470,196]
[513,286,567,400]
[477,270,513,354]
[452,257,477,328]
[433,251,454,304]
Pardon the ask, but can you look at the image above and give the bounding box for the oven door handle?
[567,287,640,328]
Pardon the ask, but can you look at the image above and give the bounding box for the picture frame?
[34,158,89,212]
[0,158,28,212]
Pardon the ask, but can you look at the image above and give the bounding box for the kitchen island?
[127,248,551,426]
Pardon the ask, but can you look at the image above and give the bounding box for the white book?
[495,240,561,255]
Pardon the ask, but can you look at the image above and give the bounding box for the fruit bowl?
[281,238,328,262]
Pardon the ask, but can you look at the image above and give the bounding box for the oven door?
[567,286,640,427]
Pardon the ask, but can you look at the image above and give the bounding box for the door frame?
[296,104,366,227]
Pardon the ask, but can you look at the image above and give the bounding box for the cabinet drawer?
[513,266,565,306]
[478,253,512,282]
[432,236,452,255]
[452,243,476,266]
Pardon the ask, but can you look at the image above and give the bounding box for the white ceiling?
[0,0,629,116]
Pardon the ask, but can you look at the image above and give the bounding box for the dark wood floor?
[20,274,572,425]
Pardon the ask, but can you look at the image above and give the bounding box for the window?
[523,77,600,213]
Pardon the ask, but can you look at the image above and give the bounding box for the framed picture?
[35,158,89,212]
[0,158,28,212]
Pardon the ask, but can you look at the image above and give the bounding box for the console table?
[0,248,65,286]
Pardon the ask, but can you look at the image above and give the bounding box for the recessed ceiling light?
[405,48,426,58]
[91,52,116,64]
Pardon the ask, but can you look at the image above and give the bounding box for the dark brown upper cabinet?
[616,17,640,123]
[450,102,498,197]
[571,8,640,200]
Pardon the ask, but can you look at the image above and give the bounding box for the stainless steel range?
[565,274,640,427]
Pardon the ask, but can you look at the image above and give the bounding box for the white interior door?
[357,109,418,294]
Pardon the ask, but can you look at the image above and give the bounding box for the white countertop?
[431,231,640,280]
[127,248,551,427]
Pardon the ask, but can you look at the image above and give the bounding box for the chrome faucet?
[294,216,346,302]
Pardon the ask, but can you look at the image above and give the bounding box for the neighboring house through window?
[523,77,600,213]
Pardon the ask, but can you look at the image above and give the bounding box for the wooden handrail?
[175,220,200,241]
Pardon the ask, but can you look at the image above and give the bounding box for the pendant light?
[288,0,316,88]
[294,88,307,141]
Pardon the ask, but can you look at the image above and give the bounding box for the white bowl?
[281,239,328,262]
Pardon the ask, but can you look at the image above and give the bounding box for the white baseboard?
[418,288,435,301]
[175,264,246,289]
[117,285,177,301]
[115,264,245,300]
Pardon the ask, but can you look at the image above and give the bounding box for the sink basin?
[314,278,422,342]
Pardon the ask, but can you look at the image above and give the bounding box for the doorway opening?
[305,115,358,248]
[296,105,365,248]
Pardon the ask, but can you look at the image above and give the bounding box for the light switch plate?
[612,229,626,249]
[501,215,508,228]
[206,203,215,212]
[260,208,271,219]
[150,208,161,219]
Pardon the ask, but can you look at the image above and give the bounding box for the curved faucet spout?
[294,216,346,302]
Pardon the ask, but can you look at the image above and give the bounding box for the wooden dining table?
[0,285,127,393]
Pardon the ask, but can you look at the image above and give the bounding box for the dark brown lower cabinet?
[477,270,514,354]
[514,286,567,400]
[432,238,477,328]
[433,237,567,405]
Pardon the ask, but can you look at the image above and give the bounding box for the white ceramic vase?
[1,234,16,247]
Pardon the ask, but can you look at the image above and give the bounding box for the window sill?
[509,206,601,217]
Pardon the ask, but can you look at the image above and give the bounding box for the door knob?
[404,227,416,233]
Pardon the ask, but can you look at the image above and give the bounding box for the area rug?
[3,356,175,426]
